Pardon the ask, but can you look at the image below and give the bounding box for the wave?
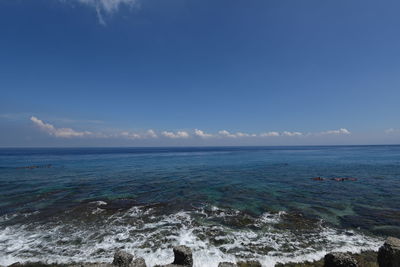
[0,205,382,267]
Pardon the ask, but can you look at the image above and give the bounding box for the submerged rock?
[113,251,133,267]
[324,252,358,267]
[378,237,400,267]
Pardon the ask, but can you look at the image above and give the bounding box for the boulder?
[378,237,400,267]
[324,252,358,267]
[113,250,134,267]
[218,263,237,267]
[172,246,193,267]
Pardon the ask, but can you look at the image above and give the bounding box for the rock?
[378,237,400,267]
[218,263,237,267]
[131,258,146,267]
[237,261,262,267]
[172,246,193,266]
[154,246,193,267]
[113,250,134,267]
[324,252,358,267]
[75,264,113,267]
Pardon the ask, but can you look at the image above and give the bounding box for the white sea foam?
[93,201,108,206]
[0,206,383,267]
[256,211,286,225]
[92,207,105,214]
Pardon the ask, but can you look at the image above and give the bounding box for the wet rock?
[7,263,72,267]
[172,245,193,266]
[275,260,324,267]
[76,264,113,267]
[226,215,255,228]
[113,250,133,267]
[350,250,378,267]
[378,237,400,267]
[237,260,262,267]
[131,258,146,267]
[218,263,237,267]
[324,252,358,267]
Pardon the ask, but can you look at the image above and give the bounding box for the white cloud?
[29,116,355,142]
[73,0,140,25]
[162,131,190,139]
[282,131,303,137]
[236,132,249,137]
[218,130,256,138]
[218,130,237,138]
[146,129,158,138]
[31,116,92,138]
[319,128,351,135]
[31,116,160,140]
[260,131,280,137]
[194,129,213,138]
[120,131,141,139]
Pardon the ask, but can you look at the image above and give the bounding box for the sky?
[0,0,400,147]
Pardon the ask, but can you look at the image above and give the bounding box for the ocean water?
[0,146,399,266]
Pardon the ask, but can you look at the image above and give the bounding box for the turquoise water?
[0,146,399,266]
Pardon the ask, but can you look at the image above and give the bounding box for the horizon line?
[1,144,399,149]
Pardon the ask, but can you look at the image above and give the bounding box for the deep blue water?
[0,146,399,266]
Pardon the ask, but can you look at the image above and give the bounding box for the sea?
[0,146,399,266]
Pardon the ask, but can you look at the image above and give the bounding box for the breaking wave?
[0,204,382,267]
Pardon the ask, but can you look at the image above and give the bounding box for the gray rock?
[172,246,193,267]
[218,262,237,267]
[237,261,262,267]
[113,250,134,267]
[131,258,146,267]
[324,252,358,267]
[378,237,400,267]
[72,264,113,267]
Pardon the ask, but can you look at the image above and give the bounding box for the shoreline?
[3,243,392,267]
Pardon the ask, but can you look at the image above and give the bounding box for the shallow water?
[0,146,399,266]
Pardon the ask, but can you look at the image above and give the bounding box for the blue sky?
[1,0,400,146]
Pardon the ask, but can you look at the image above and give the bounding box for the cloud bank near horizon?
[30,116,93,138]
[30,116,352,141]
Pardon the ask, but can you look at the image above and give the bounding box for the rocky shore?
[3,237,400,267]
